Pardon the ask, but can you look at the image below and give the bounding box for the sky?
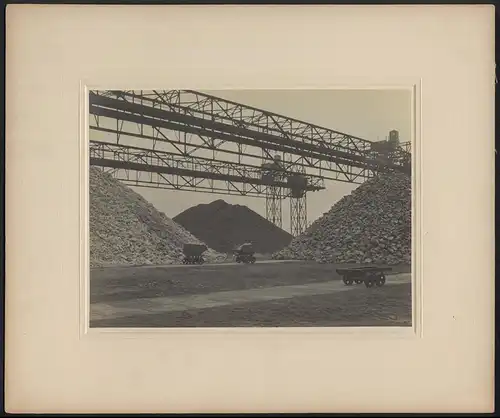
[90,89,412,233]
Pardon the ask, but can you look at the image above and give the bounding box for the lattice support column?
[290,193,307,237]
[265,186,283,229]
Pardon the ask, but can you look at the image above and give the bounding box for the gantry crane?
[89,90,411,236]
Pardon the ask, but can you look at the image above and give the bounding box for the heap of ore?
[89,167,223,268]
[174,199,293,255]
[273,172,411,265]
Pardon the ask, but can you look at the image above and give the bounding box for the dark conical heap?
[173,199,293,254]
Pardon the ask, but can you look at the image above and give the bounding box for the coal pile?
[173,199,293,254]
[273,173,411,265]
[89,167,223,267]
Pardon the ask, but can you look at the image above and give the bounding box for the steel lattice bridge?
[89,90,411,236]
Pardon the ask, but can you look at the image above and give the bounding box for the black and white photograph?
[88,89,413,328]
[7,4,495,413]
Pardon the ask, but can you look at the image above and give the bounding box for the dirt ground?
[90,261,412,328]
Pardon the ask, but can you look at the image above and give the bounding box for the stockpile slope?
[273,173,411,265]
[173,199,293,254]
[89,167,222,267]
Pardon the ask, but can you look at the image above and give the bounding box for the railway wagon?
[182,243,208,265]
[336,266,393,288]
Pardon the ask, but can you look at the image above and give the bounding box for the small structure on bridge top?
[388,129,400,146]
[370,130,402,166]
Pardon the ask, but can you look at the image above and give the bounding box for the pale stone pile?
[273,172,411,265]
[89,167,224,267]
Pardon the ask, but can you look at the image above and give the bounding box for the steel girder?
[89,141,325,198]
[89,90,410,180]
[88,89,411,233]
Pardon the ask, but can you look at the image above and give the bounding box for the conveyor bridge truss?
[89,90,411,236]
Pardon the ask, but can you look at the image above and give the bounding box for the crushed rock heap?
[273,172,411,265]
[89,167,223,268]
[173,199,293,254]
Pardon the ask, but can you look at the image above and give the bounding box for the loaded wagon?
[233,243,256,264]
[336,266,392,288]
[182,243,208,265]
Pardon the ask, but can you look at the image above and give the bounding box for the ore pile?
[273,173,411,265]
[89,167,223,267]
[173,199,293,254]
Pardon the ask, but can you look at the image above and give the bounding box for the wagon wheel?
[375,272,386,287]
[355,279,364,284]
[343,277,353,286]
[365,279,374,288]
[250,257,256,264]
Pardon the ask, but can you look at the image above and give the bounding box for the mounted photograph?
[87,89,413,328]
